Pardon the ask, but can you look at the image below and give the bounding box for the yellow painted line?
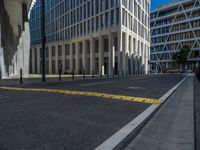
[0,87,160,104]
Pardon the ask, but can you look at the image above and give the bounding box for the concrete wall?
[0,0,31,78]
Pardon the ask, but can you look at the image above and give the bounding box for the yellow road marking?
[0,87,160,104]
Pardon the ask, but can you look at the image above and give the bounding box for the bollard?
[72,69,74,80]
[59,69,61,81]
[92,70,95,78]
[20,69,23,84]
[83,69,85,79]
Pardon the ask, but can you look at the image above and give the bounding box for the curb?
[95,74,190,150]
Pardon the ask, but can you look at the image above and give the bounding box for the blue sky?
[151,0,172,10]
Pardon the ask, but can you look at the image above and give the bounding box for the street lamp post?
[41,0,46,82]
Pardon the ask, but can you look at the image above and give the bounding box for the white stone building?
[0,0,32,78]
[29,0,150,76]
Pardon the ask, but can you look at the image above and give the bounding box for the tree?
[172,45,190,70]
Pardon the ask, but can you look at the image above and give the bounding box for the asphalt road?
[0,74,185,150]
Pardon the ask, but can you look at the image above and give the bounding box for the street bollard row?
[18,68,145,84]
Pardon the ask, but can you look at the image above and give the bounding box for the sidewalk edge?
[95,74,190,150]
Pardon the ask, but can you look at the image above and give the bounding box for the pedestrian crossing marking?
[0,86,160,104]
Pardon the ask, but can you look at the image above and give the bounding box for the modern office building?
[0,0,32,78]
[150,0,200,72]
[29,0,150,76]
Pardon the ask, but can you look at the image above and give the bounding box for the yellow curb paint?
[0,87,160,104]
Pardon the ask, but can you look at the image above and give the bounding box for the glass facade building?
[150,0,200,72]
[29,0,150,75]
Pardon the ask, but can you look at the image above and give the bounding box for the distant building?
[0,0,32,78]
[150,0,200,72]
[29,0,150,76]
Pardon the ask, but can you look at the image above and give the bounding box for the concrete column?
[141,42,144,65]
[118,31,122,75]
[145,45,149,74]
[37,47,40,74]
[0,25,2,77]
[0,24,1,48]
[137,41,141,74]
[62,44,66,73]
[49,46,52,74]
[133,38,136,74]
[130,36,134,75]
[32,48,35,74]
[122,34,126,75]
[123,33,128,76]
[109,32,112,75]
[108,32,115,76]
[55,45,58,74]
[99,35,104,75]
[70,43,73,71]
[90,38,95,74]
[82,40,87,72]
[75,42,80,74]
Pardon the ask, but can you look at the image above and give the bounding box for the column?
[130,36,134,75]
[133,38,136,74]
[55,45,58,74]
[118,31,122,75]
[138,40,141,74]
[126,34,129,75]
[0,24,3,78]
[31,48,34,74]
[62,44,66,73]
[146,45,149,74]
[70,43,73,71]
[99,35,104,75]
[109,32,113,75]
[82,40,87,73]
[123,33,128,76]
[49,46,52,74]
[90,38,95,74]
[122,33,125,75]
[0,24,1,48]
[37,47,40,74]
[75,42,80,74]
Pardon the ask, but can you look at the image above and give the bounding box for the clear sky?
[151,0,172,10]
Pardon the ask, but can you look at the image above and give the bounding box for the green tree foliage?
[172,45,190,69]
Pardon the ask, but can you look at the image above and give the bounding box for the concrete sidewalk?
[194,77,200,150]
[125,76,194,150]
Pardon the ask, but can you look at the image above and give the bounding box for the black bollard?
[83,69,85,79]
[20,69,23,84]
[59,69,61,81]
[92,70,95,78]
[72,69,74,80]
